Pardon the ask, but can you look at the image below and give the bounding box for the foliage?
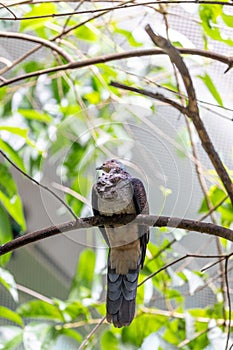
[0,1,233,349]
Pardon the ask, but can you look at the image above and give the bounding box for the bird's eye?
[111,160,114,162]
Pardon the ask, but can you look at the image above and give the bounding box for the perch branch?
[1,214,233,256]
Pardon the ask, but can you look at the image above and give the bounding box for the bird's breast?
[97,180,135,216]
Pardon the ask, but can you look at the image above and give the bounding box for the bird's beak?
[96,165,103,170]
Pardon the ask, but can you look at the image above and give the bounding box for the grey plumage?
[92,159,149,327]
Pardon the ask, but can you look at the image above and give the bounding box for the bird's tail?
[106,252,140,328]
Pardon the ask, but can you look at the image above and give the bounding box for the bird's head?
[96,159,125,173]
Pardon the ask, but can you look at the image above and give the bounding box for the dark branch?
[0,31,73,63]
[1,1,233,21]
[1,48,233,88]
[110,81,186,113]
[145,25,233,206]
[1,214,233,256]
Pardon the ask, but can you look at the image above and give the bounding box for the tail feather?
[106,253,140,327]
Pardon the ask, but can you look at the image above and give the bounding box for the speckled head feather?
[96,159,125,173]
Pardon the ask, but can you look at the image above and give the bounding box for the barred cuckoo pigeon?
[92,159,149,327]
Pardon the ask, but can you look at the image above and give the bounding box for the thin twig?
[198,195,229,221]
[77,316,106,350]
[1,1,233,21]
[16,283,53,303]
[0,150,78,220]
[110,81,186,113]
[0,2,17,19]
[225,256,232,350]
[0,32,73,63]
[138,253,227,287]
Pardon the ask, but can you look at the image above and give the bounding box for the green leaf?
[57,327,82,344]
[198,73,223,106]
[122,314,167,347]
[0,306,24,326]
[69,249,96,299]
[0,267,18,302]
[0,326,23,350]
[114,25,142,47]
[0,139,26,172]
[18,109,52,124]
[221,10,233,28]
[218,202,233,227]
[0,126,40,151]
[17,300,64,321]
[74,24,98,41]
[199,5,233,46]
[0,205,13,266]
[0,164,26,231]
[20,3,56,32]
[101,330,119,350]
[199,185,226,213]
[163,318,185,345]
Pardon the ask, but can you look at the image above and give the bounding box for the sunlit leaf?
[0,306,24,326]
[18,110,52,124]
[0,140,26,172]
[163,318,185,345]
[198,73,223,106]
[159,185,172,197]
[114,25,143,47]
[0,125,39,150]
[199,185,226,213]
[17,300,64,321]
[199,5,233,46]
[221,11,233,28]
[74,24,98,41]
[20,3,56,32]
[0,267,18,302]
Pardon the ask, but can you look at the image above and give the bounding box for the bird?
[92,159,149,327]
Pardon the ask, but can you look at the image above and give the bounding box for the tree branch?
[144,25,233,206]
[1,214,233,256]
[0,31,73,63]
[110,81,186,112]
[1,47,233,88]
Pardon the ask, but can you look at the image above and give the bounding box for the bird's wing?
[91,184,110,246]
[131,178,150,268]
